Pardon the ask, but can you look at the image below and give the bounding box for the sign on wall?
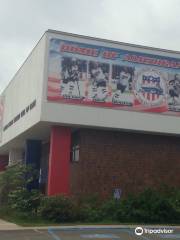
[47,38,180,116]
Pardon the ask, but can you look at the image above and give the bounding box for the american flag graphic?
[140,75,164,102]
[142,92,160,101]
[133,74,168,113]
[47,77,61,101]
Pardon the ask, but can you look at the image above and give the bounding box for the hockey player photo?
[61,57,87,99]
[168,73,180,111]
[88,61,109,102]
[111,65,134,106]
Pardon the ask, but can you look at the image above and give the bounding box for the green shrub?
[160,186,180,212]
[98,188,180,224]
[75,194,102,222]
[1,166,180,225]
[0,163,39,206]
[114,188,180,223]
[39,195,75,222]
[8,188,42,214]
[100,199,119,221]
[77,194,101,208]
[38,189,180,224]
[39,194,103,223]
[76,205,101,222]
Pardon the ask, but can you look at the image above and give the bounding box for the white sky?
[0,0,180,93]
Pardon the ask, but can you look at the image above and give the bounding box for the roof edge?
[46,29,180,55]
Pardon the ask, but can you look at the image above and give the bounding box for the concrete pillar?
[47,126,71,196]
[9,148,23,166]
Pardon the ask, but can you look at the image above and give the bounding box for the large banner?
[47,38,180,116]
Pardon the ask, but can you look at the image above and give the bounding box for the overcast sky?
[0,0,180,93]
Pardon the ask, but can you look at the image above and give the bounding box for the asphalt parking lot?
[0,227,180,240]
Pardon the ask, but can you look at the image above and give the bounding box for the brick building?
[0,30,180,198]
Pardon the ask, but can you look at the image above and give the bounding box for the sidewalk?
[0,219,21,230]
[0,220,179,231]
[0,222,130,231]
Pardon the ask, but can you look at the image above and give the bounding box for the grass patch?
[0,207,179,227]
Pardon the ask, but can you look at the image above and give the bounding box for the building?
[0,30,180,198]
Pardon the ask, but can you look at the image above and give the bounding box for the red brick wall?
[70,129,180,198]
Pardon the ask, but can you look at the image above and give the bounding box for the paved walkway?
[0,222,179,240]
[0,226,179,240]
[0,219,21,230]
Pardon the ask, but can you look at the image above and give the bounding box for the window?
[71,130,80,162]
[72,145,80,162]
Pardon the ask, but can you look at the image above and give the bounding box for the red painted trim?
[47,126,71,196]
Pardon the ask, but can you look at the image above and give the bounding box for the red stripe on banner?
[47,96,63,101]
[48,86,60,93]
[143,105,168,113]
[47,93,59,98]
[47,95,172,114]
[48,81,60,86]
[48,77,61,83]
[134,99,141,106]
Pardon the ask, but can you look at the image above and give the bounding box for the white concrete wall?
[0,34,47,147]
[41,31,180,135]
